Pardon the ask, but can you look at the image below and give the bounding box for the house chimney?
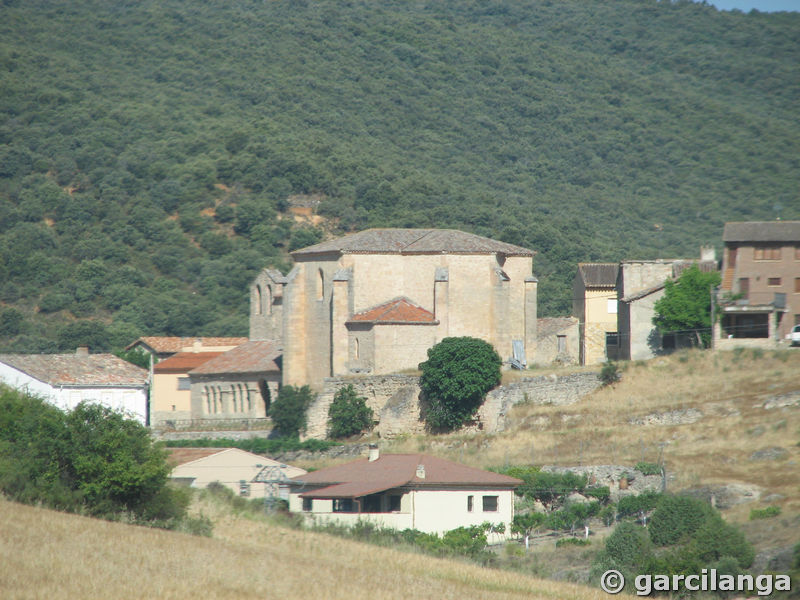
[368,443,379,462]
[416,464,425,479]
[700,245,716,262]
[76,347,89,356]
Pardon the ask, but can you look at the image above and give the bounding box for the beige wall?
[289,487,515,539]
[151,372,192,426]
[283,251,535,388]
[189,374,279,421]
[723,243,800,339]
[172,449,306,500]
[583,289,618,365]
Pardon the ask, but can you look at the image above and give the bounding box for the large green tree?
[327,384,373,439]
[652,266,721,348]
[418,337,502,432]
[268,385,314,438]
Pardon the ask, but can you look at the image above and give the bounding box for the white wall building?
[287,448,520,538]
[0,348,149,423]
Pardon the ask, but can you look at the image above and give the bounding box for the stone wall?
[304,371,601,440]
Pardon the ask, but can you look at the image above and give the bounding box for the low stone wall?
[304,371,601,440]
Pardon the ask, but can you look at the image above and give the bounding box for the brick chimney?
[416,464,426,479]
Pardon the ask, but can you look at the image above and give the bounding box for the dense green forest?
[0,0,798,353]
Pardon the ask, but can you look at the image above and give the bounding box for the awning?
[298,480,407,499]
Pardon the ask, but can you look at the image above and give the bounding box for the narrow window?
[795,278,800,293]
[302,498,313,512]
[557,335,566,354]
[204,387,210,414]
[482,496,498,512]
[354,337,360,360]
[467,495,474,512]
[264,285,272,315]
[317,268,324,300]
[738,278,749,299]
[255,285,262,315]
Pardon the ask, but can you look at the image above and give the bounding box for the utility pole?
[710,285,716,350]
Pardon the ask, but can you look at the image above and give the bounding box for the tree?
[268,385,314,438]
[652,266,721,348]
[327,384,373,439]
[418,337,501,432]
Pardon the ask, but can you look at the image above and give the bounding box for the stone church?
[250,228,539,389]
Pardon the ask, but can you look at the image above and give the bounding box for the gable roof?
[290,453,521,499]
[723,221,800,243]
[577,263,619,288]
[188,340,281,376]
[291,229,534,257]
[347,297,437,325]
[125,337,249,354]
[0,353,148,387]
[153,351,226,374]
[166,447,227,467]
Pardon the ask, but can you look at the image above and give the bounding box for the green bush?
[327,384,373,439]
[268,385,314,438]
[617,491,663,518]
[634,462,662,476]
[601,521,653,573]
[556,537,590,548]
[648,495,714,546]
[499,466,588,508]
[419,337,501,431]
[749,505,781,520]
[599,362,621,386]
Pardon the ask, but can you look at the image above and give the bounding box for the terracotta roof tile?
[166,448,227,467]
[291,229,533,257]
[348,297,437,325]
[189,341,281,376]
[290,454,521,498]
[0,353,148,386]
[125,337,249,353]
[153,352,226,374]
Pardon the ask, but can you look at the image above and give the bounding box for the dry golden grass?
[0,496,618,600]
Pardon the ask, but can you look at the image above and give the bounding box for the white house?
[287,447,521,538]
[0,348,149,424]
[167,447,306,500]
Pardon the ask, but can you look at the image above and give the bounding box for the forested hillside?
[1,0,797,353]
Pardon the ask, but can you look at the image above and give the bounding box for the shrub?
[418,337,501,431]
[599,361,621,386]
[616,491,662,518]
[749,506,781,520]
[634,462,661,476]
[648,495,714,546]
[327,384,373,439]
[601,521,653,572]
[499,466,588,508]
[268,385,314,438]
[556,537,590,548]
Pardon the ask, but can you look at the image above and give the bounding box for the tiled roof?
[291,229,534,257]
[125,337,249,353]
[188,341,281,376]
[166,448,227,467]
[0,353,148,387]
[621,282,666,303]
[347,297,437,325]
[291,453,521,499]
[577,263,618,287]
[153,352,226,374]
[723,221,800,243]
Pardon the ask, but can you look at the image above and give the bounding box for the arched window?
[317,268,324,300]
[265,285,272,315]
[255,285,263,315]
[230,385,237,413]
[354,337,360,360]
[211,387,217,414]
[238,384,246,412]
[204,387,210,414]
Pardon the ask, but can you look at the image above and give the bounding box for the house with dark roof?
[288,446,521,537]
[573,263,620,365]
[168,447,305,499]
[250,228,539,388]
[0,348,149,423]
[714,221,800,349]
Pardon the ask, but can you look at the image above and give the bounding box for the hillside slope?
[0,497,611,600]
[0,0,798,351]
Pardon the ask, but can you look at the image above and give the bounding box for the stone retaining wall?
[303,371,601,440]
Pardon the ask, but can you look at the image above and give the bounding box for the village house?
[714,221,800,349]
[125,336,248,362]
[573,263,619,365]
[167,447,306,499]
[150,350,225,428]
[0,348,149,424]
[287,446,521,537]
[250,228,539,389]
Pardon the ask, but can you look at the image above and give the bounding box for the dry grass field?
[0,496,616,600]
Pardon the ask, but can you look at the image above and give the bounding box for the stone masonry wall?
[303,371,601,440]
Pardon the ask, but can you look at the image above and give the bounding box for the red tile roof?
[291,453,521,499]
[292,228,534,257]
[0,353,148,387]
[188,341,281,376]
[348,297,437,325]
[154,351,226,374]
[125,337,249,353]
